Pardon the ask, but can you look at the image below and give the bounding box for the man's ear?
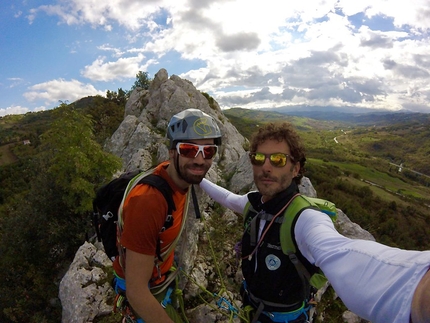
[169,149,175,159]
[293,162,300,177]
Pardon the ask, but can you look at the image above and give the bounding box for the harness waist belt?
[248,290,304,312]
[263,302,308,322]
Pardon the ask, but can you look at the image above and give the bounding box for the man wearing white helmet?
[112,108,222,323]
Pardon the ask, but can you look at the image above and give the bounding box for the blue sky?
[1,0,430,117]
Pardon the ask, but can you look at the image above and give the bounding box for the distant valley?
[226,106,430,126]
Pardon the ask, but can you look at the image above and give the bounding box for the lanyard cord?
[242,193,301,260]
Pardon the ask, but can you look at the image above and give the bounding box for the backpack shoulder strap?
[280,195,312,255]
[138,174,176,215]
[243,202,259,247]
[116,169,180,265]
[243,202,251,223]
[280,195,335,290]
[138,174,177,262]
[306,196,337,219]
[279,195,314,297]
[117,169,160,229]
[279,194,337,254]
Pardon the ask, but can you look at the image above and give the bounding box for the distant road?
[333,133,429,179]
[363,179,430,209]
[389,162,430,179]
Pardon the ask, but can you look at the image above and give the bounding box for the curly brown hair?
[250,122,306,183]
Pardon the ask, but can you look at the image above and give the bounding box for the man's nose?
[194,151,206,163]
[261,157,272,171]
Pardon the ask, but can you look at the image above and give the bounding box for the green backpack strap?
[243,203,258,247]
[280,195,311,255]
[280,195,337,255]
[306,196,337,219]
[280,195,337,290]
[243,202,252,223]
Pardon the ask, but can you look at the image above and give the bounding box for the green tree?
[85,95,124,145]
[0,103,122,322]
[130,71,152,91]
[39,103,122,213]
[106,88,128,106]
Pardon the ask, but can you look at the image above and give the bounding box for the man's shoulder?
[155,162,189,196]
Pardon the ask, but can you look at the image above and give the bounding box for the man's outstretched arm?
[295,208,430,323]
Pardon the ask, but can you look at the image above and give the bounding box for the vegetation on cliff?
[0,92,429,322]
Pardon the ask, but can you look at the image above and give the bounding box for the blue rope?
[215,294,239,316]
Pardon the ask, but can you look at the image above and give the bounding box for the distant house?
[23,140,31,145]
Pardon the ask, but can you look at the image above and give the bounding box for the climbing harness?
[241,278,313,323]
[185,196,317,322]
[112,270,188,323]
[175,211,249,322]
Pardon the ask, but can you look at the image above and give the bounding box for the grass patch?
[308,158,430,201]
[0,144,18,165]
[341,176,410,207]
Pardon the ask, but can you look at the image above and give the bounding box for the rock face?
[59,69,374,323]
[104,68,247,174]
[59,242,115,323]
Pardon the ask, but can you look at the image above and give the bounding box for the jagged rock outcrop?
[59,69,374,323]
[59,242,114,323]
[105,68,247,174]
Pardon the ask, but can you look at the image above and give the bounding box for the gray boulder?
[59,242,114,323]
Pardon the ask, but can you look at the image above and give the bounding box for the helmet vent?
[181,120,188,133]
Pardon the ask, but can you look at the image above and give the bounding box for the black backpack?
[92,169,175,261]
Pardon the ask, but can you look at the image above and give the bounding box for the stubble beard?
[255,172,292,200]
[180,163,210,184]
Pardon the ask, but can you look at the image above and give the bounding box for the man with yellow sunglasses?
[200,122,430,323]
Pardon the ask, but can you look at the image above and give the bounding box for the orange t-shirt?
[113,161,188,283]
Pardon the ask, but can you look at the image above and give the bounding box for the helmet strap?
[174,152,186,182]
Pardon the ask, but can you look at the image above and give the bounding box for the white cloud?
[0,106,29,117]
[97,44,124,58]
[20,0,430,113]
[81,54,145,81]
[364,0,430,31]
[34,106,47,113]
[28,0,172,30]
[23,79,105,105]
[7,77,25,88]
[0,105,46,117]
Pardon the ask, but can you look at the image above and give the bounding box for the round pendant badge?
[265,254,281,271]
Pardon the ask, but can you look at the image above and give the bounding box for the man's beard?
[255,172,291,199]
[180,163,210,184]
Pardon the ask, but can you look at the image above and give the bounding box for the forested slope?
[0,102,429,322]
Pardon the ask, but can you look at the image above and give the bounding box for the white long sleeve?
[295,209,430,323]
[199,178,249,214]
[200,179,430,322]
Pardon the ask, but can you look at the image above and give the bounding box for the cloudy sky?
[1,0,430,117]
